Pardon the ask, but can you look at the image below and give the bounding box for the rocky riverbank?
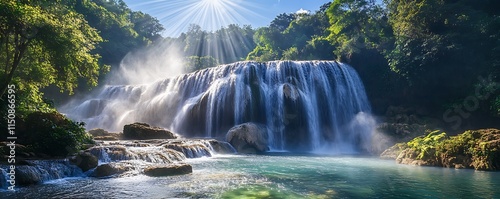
[381,129,500,171]
[0,122,237,189]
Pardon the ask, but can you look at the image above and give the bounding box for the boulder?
[69,152,98,172]
[226,123,269,154]
[143,163,192,177]
[88,128,110,137]
[15,166,43,185]
[208,140,237,154]
[379,143,407,159]
[91,162,134,177]
[88,128,122,140]
[123,123,177,140]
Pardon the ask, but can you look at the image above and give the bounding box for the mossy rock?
[382,128,500,171]
[220,185,303,199]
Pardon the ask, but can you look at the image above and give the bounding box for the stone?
[88,128,122,140]
[123,123,177,140]
[208,140,237,154]
[226,123,269,154]
[88,128,110,136]
[69,152,98,172]
[143,163,192,177]
[91,162,134,177]
[15,166,43,185]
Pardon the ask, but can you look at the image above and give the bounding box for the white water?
[62,61,374,152]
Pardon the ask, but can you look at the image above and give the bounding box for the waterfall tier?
[63,61,373,152]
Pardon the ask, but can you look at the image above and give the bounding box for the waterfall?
[0,160,83,188]
[62,61,373,152]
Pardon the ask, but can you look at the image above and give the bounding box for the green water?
[2,155,499,198]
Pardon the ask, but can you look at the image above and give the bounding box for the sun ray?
[125,0,268,37]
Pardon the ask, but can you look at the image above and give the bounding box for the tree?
[0,0,104,101]
[385,0,500,108]
[327,0,392,61]
[270,13,296,32]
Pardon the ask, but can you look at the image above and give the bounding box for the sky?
[122,0,332,37]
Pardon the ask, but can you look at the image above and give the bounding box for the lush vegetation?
[21,112,93,156]
[1,0,499,157]
[0,0,159,156]
[162,24,256,72]
[391,129,500,170]
[244,0,500,131]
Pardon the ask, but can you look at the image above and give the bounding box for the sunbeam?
[125,0,266,37]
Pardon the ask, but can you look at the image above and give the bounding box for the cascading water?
[62,61,373,152]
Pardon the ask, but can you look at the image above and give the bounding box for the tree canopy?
[0,0,104,110]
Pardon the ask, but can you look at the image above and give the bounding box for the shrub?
[22,112,93,157]
[407,130,447,159]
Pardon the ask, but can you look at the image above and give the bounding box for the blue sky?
[123,0,332,37]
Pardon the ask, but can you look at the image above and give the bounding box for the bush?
[407,130,447,160]
[22,111,93,157]
[388,129,500,170]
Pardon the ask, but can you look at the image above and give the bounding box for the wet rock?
[15,166,43,185]
[88,128,110,136]
[380,143,407,159]
[88,128,122,140]
[383,129,500,170]
[91,162,134,177]
[208,140,237,154]
[87,145,186,163]
[226,123,269,154]
[162,140,212,158]
[123,123,177,140]
[69,152,98,172]
[143,163,192,177]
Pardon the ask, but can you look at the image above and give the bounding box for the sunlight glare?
[127,0,266,37]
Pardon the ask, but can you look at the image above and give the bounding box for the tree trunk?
[0,39,28,99]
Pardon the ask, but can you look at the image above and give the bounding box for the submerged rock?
[143,163,192,177]
[10,160,83,186]
[69,152,98,172]
[123,123,177,140]
[226,123,269,154]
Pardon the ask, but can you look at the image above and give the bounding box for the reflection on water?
[2,155,499,198]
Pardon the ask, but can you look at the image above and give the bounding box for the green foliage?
[327,0,392,61]
[67,0,164,68]
[282,47,299,60]
[438,129,500,170]
[247,3,334,62]
[492,95,500,116]
[184,56,219,72]
[175,24,256,65]
[407,130,447,159]
[384,0,500,109]
[20,112,93,157]
[398,129,500,170]
[0,0,106,111]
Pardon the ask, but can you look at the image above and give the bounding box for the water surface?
[2,155,499,198]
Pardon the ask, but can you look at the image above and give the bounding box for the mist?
[106,41,186,86]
